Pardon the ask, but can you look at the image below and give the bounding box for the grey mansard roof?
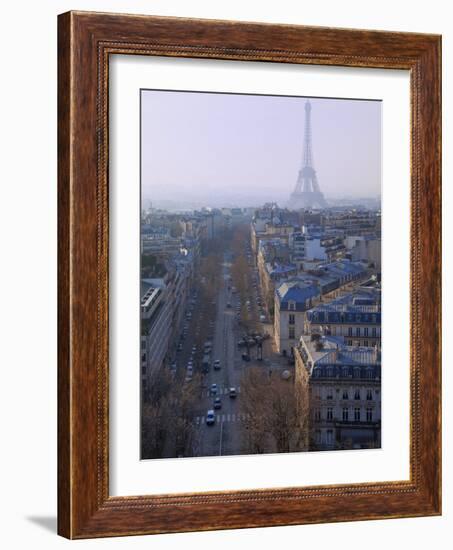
[306,289,380,325]
[297,334,381,380]
[276,279,320,310]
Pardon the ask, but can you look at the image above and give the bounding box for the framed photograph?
[58,11,441,538]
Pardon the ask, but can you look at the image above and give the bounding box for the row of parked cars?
[185,344,198,382]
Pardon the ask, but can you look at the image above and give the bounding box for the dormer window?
[288,301,296,311]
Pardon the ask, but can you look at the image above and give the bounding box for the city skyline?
[141,90,381,209]
[140,91,382,459]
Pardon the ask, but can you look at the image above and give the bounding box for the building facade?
[294,334,381,450]
[274,280,321,356]
[305,290,381,348]
[141,278,174,398]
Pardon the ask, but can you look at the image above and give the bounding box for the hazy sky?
[141,90,381,208]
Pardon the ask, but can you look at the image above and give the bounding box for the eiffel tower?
[289,100,327,209]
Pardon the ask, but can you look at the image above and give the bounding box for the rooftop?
[266,262,297,277]
[296,333,381,378]
[276,278,320,309]
[141,278,165,300]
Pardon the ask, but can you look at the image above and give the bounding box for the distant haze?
[141,90,381,209]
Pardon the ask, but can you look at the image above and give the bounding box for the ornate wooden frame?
[58,11,441,539]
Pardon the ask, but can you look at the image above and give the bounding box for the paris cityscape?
[140,92,381,459]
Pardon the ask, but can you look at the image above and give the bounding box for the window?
[366,408,373,422]
[347,339,353,346]
[342,390,349,400]
[289,326,295,339]
[314,408,321,421]
[364,327,369,337]
[366,389,372,400]
[327,407,333,420]
[288,301,296,311]
[326,430,333,445]
[348,327,353,337]
[342,407,349,421]
[364,340,369,347]
[289,314,295,325]
[372,327,377,337]
[355,327,361,337]
[315,430,321,444]
[353,367,361,378]
[326,388,333,400]
[354,389,361,400]
[342,367,349,377]
[354,407,361,421]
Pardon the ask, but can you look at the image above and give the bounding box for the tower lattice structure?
[289,100,327,209]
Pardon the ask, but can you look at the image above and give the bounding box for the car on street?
[204,341,212,353]
[226,302,231,308]
[210,383,218,395]
[229,387,237,398]
[213,359,221,370]
[213,397,222,409]
[206,410,215,425]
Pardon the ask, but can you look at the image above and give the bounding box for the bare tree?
[141,365,200,458]
[239,367,310,455]
[168,372,201,457]
[141,400,169,458]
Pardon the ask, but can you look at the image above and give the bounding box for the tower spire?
[303,100,313,169]
[289,100,327,209]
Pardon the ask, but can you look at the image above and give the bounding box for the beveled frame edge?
[57,10,441,539]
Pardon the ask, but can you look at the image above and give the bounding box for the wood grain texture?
[57,10,442,539]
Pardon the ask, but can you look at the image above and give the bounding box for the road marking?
[205,385,241,397]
